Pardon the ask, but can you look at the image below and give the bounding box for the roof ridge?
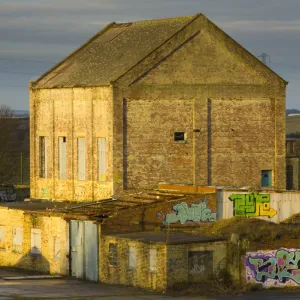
[115,14,201,26]
[32,21,117,87]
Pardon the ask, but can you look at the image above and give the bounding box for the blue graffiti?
[165,200,216,225]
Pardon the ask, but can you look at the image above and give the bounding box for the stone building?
[286,115,300,190]
[0,13,289,290]
[29,13,287,203]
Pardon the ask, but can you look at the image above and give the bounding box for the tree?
[0,105,19,185]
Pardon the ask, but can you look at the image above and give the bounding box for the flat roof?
[104,231,226,245]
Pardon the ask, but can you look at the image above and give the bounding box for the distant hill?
[13,110,29,116]
[286,109,300,116]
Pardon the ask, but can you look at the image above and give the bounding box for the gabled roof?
[32,13,286,89]
[32,15,196,89]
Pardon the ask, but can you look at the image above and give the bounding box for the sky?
[1,0,300,110]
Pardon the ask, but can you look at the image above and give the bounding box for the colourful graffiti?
[165,200,216,225]
[246,249,300,287]
[229,192,276,218]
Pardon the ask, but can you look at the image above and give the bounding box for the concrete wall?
[100,236,167,291]
[217,189,300,223]
[0,208,68,274]
[30,87,113,202]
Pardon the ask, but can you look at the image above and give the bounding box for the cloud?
[221,20,300,32]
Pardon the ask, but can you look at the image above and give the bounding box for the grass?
[186,216,300,243]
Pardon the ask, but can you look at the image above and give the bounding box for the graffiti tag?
[0,189,17,202]
[246,249,300,286]
[229,192,276,218]
[165,200,216,225]
[0,188,29,202]
[41,188,49,198]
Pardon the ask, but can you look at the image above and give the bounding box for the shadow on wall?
[0,186,30,202]
[14,251,50,274]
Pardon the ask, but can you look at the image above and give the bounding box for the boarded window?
[13,227,23,253]
[98,138,106,181]
[0,226,5,250]
[31,228,41,255]
[149,248,157,272]
[109,243,117,267]
[188,251,213,282]
[128,246,137,270]
[39,136,48,178]
[77,137,86,180]
[59,137,67,179]
[54,237,60,260]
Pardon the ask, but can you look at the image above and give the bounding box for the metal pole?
[20,152,23,185]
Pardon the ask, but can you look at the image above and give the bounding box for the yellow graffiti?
[229,192,276,218]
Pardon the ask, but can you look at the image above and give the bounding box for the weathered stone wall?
[0,208,68,274]
[30,86,113,202]
[211,98,275,187]
[113,14,286,191]
[166,241,227,288]
[100,236,167,291]
[125,98,194,188]
[102,193,217,232]
[102,193,217,233]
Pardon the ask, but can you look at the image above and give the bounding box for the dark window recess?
[286,165,293,190]
[174,132,186,142]
[39,137,46,178]
[109,243,117,267]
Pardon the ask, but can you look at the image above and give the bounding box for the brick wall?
[100,236,167,291]
[0,208,68,274]
[30,86,113,202]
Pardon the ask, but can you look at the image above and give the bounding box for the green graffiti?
[247,249,300,284]
[165,200,216,225]
[229,192,276,218]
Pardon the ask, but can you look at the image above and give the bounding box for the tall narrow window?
[98,138,107,182]
[128,246,137,270]
[0,226,5,250]
[77,137,86,180]
[13,227,23,253]
[31,228,41,255]
[54,237,61,260]
[109,243,117,267]
[59,137,67,179]
[149,248,157,272]
[39,136,48,178]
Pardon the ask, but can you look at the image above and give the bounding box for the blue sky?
[1,0,300,109]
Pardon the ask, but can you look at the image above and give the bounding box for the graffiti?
[246,249,300,287]
[0,188,30,202]
[0,189,17,202]
[41,188,49,198]
[168,258,185,272]
[165,200,216,225]
[229,192,276,218]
